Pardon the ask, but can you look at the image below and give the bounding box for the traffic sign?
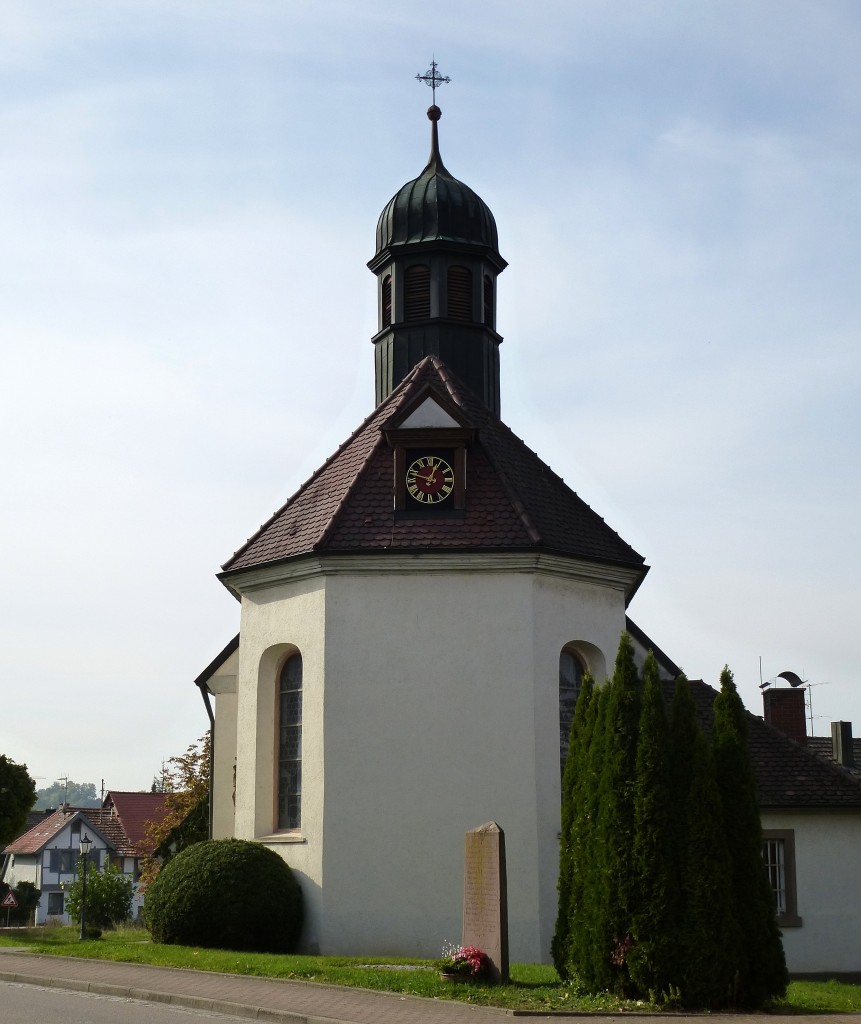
[1,891,17,907]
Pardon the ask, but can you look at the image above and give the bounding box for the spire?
[416,59,450,174]
[368,64,507,415]
[426,104,446,175]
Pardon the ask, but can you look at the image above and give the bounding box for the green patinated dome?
[374,106,501,258]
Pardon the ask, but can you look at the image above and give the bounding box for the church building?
[198,96,658,962]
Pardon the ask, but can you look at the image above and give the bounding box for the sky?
[1,1,859,792]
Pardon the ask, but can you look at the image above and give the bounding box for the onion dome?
[373,106,502,262]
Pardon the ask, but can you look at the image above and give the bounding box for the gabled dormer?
[384,384,474,514]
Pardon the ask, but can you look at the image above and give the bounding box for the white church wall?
[207,649,239,839]
[320,568,542,960]
[232,576,327,950]
[761,809,861,975]
[225,554,632,962]
[212,689,237,839]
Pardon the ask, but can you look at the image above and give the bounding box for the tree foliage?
[0,881,41,925]
[144,838,303,953]
[552,672,594,974]
[0,756,37,846]
[628,651,676,996]
[64,863,134,929]
[553,638,786,1009]
[34,779,100,810]
[714,666,788,1004]
[139,733,211,891]
[593,633,641,993]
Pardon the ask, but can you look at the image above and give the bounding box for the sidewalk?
[2,949,861,1024]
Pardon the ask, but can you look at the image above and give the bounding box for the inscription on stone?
[462,821,508,983]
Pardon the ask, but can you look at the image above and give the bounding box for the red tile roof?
[4,808,70,855]
[4,793,172,858]
[221,357,647,584]
[103,792,171,854]
[684,678,861,809]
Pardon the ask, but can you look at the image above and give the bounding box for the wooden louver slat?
[382,275,392,327]
[404,265,430,321]
[483,274,494,327]
[447,266,472,321]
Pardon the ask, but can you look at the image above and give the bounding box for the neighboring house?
[1,791,170,924]
[751,685,861,976]
[630,628,861,977]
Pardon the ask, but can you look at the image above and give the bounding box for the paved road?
[2,949,861,1024]
[1,980,252,1024]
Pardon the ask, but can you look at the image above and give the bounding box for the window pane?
[559,650,584,775]
[762,838,786,915]
[278,654,303,830]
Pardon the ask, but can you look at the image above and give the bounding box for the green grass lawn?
[1,927,859,1013]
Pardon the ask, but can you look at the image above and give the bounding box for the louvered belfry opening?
[483,274,494,327]
[447,265,472,321]
[382,274,392,327]
[404,264,431,321]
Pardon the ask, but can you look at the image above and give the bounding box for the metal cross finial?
[415,59,450,105]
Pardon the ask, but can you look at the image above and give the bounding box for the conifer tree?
[713,666,788,1006]
[670,677,736,1007]
[628,651,676,998]
[563,679,609,986]
[591,633,642,993]
[553,673,594,976]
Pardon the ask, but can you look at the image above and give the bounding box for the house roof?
[807,735,861,778]
[221,357,646,590]
[684,678,861,810]
[4,807,116,856]
[194,633,239,687]
[102,791,170,854]
[4,793,172,858]
[4,808,72,855]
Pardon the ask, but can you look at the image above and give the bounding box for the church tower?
[200,76,648,963]
[369,104,507,414]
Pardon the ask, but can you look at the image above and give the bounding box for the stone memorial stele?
[462,821,509,983]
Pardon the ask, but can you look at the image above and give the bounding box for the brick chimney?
[831,721,855,768]
[763,687,807,745]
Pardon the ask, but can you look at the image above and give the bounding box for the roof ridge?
[222,361,441,572]
[315,364,451,548]
[314,436,387,551]
[222,395,401,572]
[401,359,543,542]
[478,437,543,545]
[480,411,644,563]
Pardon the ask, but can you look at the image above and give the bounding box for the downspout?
[195,679,215,840]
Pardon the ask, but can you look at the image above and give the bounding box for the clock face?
[406,455,454,504]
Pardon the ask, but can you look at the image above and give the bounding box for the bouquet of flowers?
[436,941,489,979]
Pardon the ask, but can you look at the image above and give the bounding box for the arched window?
[382,274,392,328]
[559,649,585,776]
[277,654,302,830]
[447,266,472,321]
[483,274,494,327]
[404,264,430,321]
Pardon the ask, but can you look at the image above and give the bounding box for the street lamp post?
[78,833,92,940]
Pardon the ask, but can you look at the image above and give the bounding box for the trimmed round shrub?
[144,839,303,953]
